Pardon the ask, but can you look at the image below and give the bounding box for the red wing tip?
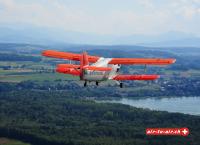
[156,75,160,79]
[41,50,49,56]
[168,58,176,64]
[172,59,176,63]
[41,50,55,55]
[144,75,160,80]
[41,50,46,55]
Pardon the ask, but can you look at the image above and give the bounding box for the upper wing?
[42,50,99,63]
[42,50,176,65]
[109,58,176,65]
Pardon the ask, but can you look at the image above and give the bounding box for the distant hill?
[0,25,114,45]
[140,37,200,47]
[0,25,200,47]
[0,42,200,58]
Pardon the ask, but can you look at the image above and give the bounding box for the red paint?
[56,67,80,76]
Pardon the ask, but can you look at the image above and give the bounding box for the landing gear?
[84,81,99,87]
[115,81,123,88]
[120,82,123,88]
[84,81,87,87]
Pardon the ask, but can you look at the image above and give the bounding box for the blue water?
[98,97,200,116]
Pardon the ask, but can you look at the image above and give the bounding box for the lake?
[97,97,200,116]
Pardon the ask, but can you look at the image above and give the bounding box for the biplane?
[42,50,176,88]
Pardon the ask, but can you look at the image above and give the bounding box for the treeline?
[0,90,200,145]
[0,53,41,62]
[0,77,200,98]
[0,82,121,98]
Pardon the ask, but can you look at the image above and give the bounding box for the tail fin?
[80,52,89,68]
[80,52,89,80]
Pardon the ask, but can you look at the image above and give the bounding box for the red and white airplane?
[42,50,176,88]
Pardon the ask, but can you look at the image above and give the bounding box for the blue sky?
[0,0,200,36]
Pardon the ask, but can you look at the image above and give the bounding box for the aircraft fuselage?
[82,57,120,81]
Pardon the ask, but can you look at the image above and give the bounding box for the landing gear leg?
[84,81,87,87]
[120,82,123,88]
[96,81,99,86]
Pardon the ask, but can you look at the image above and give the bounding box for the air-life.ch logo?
[146,128,189,136]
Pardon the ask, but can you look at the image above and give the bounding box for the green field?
[0,58,80,83]
[0,72,78,82]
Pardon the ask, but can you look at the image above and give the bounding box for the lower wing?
[113,74,160,80]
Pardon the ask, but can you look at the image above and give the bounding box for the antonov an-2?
[42,50,176,88]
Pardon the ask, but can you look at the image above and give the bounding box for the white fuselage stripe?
[83,57,120,81]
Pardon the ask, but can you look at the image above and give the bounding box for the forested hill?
[0,90,200,145]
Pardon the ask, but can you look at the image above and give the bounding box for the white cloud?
[139,0,154,9]
[170,0,200,19]
[0,0,199,35]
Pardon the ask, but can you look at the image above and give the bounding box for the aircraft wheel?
[84,81,87,87]
[120,83,123,88]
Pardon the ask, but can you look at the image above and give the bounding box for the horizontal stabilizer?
[113,74,160,81]
[56,66,80,76]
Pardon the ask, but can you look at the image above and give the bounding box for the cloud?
[139,0,154,9]
[0,0,199,35]
[170,0,200,19]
